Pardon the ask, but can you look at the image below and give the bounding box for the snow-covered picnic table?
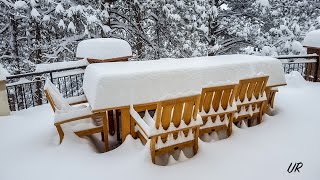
[83,55,286,112]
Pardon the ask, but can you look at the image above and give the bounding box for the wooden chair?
[266,87,278,109]
[130,95,202,164]
[199,84,238,137]
[234,76,269,126]
[44,79,109,152]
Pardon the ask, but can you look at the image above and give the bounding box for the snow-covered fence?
[275,54,320,82]
[5,65,86,111]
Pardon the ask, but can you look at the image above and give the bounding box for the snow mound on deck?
[76,38,132,60]
[285,71,307,87]
[1,81,320,179]
[303,30,320,48]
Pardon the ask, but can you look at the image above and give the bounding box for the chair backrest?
[44,79,71,112]
[154,95,200,130]
[199,84,237,114]
[235,76,269,103]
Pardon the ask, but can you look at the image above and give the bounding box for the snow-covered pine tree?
[224,0,320,56]
[0,0,111,74]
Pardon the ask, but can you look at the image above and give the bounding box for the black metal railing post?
[50,72,53,82]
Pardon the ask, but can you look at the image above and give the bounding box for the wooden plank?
[193,126,199,153]
[183,101,193,125]
[102,112,109,152]
[161,105,173,130]
[221,88,231,109]
[246,81,256,100]
[212,90,222,111]
[200,124,227,135]
[172,103,183,127]
[238,82,249,102]
[86,56,132,63]
[193,96,200,120]
[202,91,213,113]
[253,80,263,97]
[154,140,194,156]
[75,127,103,137]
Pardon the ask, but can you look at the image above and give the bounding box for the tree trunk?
[34,23,43,106]
[133,3,144,59]
[10,14,24,110]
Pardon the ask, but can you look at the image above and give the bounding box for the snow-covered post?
[303,30,320,82]
[0,77,10,116]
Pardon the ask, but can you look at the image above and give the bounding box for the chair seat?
[54,104,93,123]
[66,95,87,104]
[63,118,102,132]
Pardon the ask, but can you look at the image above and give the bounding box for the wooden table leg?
[120,108,130,142]
[116,110,121,142]
[102,112,109,152]
[108,110,115,135]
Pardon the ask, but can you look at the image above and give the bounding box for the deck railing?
[6,65,86,111]
[274,54,320,82]
[4,54,320,111]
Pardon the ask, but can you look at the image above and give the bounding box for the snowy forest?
[1,0,320,75]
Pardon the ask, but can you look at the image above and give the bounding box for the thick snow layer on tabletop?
[303,30,320,48]
[76,38,132,59]
[0,71,320,180]
[83,55,286,110]
[35,59,88,72]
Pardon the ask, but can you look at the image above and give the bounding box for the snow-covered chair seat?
[65,94,88,105]
[44,79,109,152]
[130,95,203,164]
[234,76,269,125]
[199,84,238,137]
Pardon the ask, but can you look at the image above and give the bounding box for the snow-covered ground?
[0,72,320,180]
